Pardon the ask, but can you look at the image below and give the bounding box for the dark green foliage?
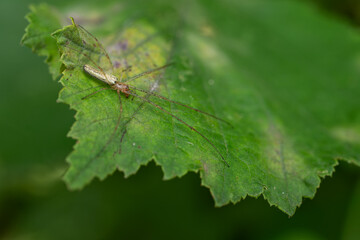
[21,0,360,217]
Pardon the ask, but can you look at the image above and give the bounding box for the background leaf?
[21,0,360,217]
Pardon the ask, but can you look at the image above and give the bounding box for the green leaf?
[21,4,62,79]
[22,0,360,216]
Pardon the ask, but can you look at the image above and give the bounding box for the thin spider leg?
[79,116,142,136]
[60,85,103,100]
[123,63,173,83]
[115,92,123,133]
[119,70,124,82]
[115,128,128,155]
[119,65,133,82]
[81,87,112,100]
[128,91,230,167]
[122,65,132,72]
[71,18,114,73]
[128,85,232,126]
[77,24,114,73]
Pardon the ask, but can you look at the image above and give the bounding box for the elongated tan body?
[83,64,131,97]
[84,64,118,85]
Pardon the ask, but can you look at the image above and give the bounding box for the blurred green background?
[1,0,360,239]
